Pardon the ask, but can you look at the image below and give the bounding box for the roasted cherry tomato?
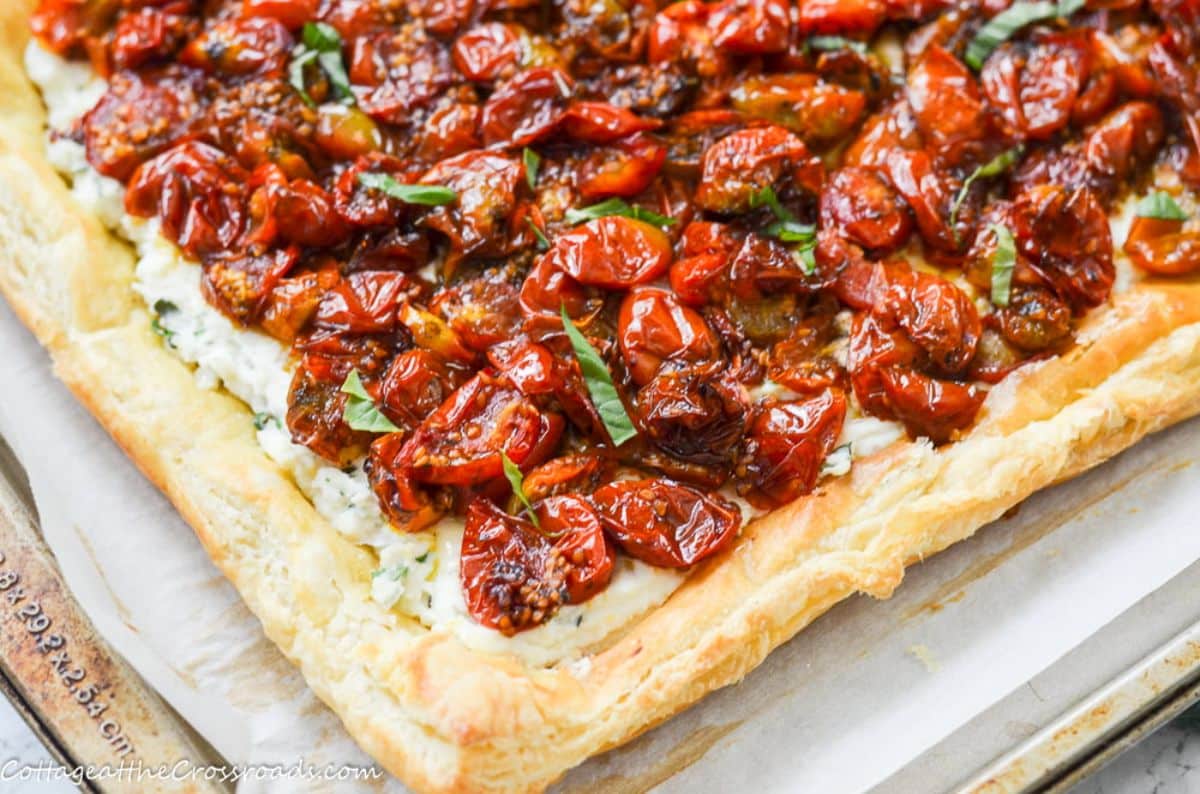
[563,101,663,143]
[577,133,668,199]
[521,453,616,502]
[541,216,673,289]
[480,67,574,146]
[884,149,960,252]
[460,496,614,633]
[452,22,522,82]
[395,371,564,486]
[695,125,811,213]
[736,389,847,509]
[881,266,981,375]
[312,271,414,335]
[366,433,447,532]
[378,349,462,429]
[707,0,790,55]
[878,367,985,444]
[907,44,987,161]
[181,17,293,76]
[730,75,867,147]
[819,167,913,253]
[242,0,320,30]
[431,267,523,352]
[636,364,748,469]
[590,478,741,567]
[352,27,454,124]
[796,0,886,35]
[619,287,721,385]
[981,34,1089,141]
[997,287,1073,351]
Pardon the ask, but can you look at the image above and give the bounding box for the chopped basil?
[523,147,541,191]
[795,243,817,276]
[153,299,177,315]
[765,219,816,243]
[527,217,550,251]
[290,22,354,106]
[560,305,639,447]
[965,0,1084,70]
[564,198,676,228]
[806,36,868,55]
[150,317,174,344]
[502,452,541,530]
[371,564,407,580]
[988,224,1017,307]
[252,412,279,431]
[1135,191,1188,221]
[749,185,793,222]
[357,172,457,206]
[415,552,429,564]
[341,370,402,433]
[949,145,1024,230]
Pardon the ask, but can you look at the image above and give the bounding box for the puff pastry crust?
[2,3,1200,791]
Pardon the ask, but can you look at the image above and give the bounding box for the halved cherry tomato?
[366,433,447,532]
[577,133,667,199]
[480,67,574,146]
[907,44,987,158]
[819,167,913,253]
[430,267,523,351]
[521,454,616,502]
[452,22,522,82]
[181,17,293,76]
[884,148,959,252]
[1010,184,1114,311]
[590,478,741,567]
[636,364,748,468]
[707,0,790,55]
[796,0,886,35]
[881,267,981,375]
[563,101,663,143]
[395,371,564,486]
[541,216,673,289]
[379,349,462,429]
[242,0,319,30]
[981,34,1089,141]
[420,150,522,258]
[878,367,984,443]
[460,496,614,633]
[736,389,847,509]
[695,125,812,213]
[313,271,415,335]
[352,28,454,124]
[997,287,1073,351]
[730,75,867,147]
[618,287,721,385]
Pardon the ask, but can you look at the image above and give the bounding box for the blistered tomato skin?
[35,0,1193,629]
[460,497,613,634]
[591,479,742,568]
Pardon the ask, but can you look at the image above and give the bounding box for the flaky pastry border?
[2,4,1200,790]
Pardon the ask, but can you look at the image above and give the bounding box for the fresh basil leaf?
[965,1,1080,70]
[302,21,342,52]
[502,452,541,530]
[527,217,550,251]
[150,317,174,345]
[291,22,354,105]
[153,299,178,315]
[371,564,407,580]
[949,145,1024,229]
[288,49,319,106]
[523,147,541,191]
[749,185,795,223]
[341,370,402,433]
[560,305,638,446]
[564,197,677,227]
[988,224,1017,307]
[1135,191,1188,221]
[795,243,817,276]
[357,172,457,205]
[765,219,816,243]
[252,412,279,431]
[415,552,429,564]
[807,35,868,55]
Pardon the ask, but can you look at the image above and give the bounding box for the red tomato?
[883,148,959,252]
[707,0,790,55]
[452,22,522,82]
[333,154,421,228]
[1083,101,1165,186]
[541,216,673,289]
[480,67,574,147]
[618,287,721,385]
[125,141,247,258]
[419,150,522,257]
[395,372,564,486]
[366,433,446,532]
[110,5,193,69]
[907,44,987,159]
[562,101,663,143]
[286,359,372,464]
[819,167,913,253]
[248,168,349,249]
[181,17,293,75]
[577,133,667,199]
[84,68,203,181]
[431,268,523,352]
[487,340,561,396]
[313,271,415,334]
[1010,184,1114,311]
[518,256,597,336]
[878,368,985,443]
[379,349,462,430]
[996,287,1073,351]
[695,125,811,213]
[636,364,748,468]
[981,34,1090,141]
[729,74,867,147]
[460,497,614,633]
[352,28,454,124]
[881,267,981,375]
[522,454,616,502]
[242,0,319,30]
[736,390,847,509]
[796,0,886,35]
[590,478,742,568]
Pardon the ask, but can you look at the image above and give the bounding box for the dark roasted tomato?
[420,150,522,257]
[431,267,523,351]
[351,27,454,124]
[378,348,461,429]
[366,433,447,532]
[83,67,202,180]
[981,33,1090,141]
[730,74,867,147]
[878,367,985,444]
[394,371,563,486]
[181,17,293,76]
[110,4,196,70]
[881,266,981,375]
[997,287,1073,352]
[452,22,522,82]
[540,216,673,289]
[460,497,614,633]
[735,389,846,509]
[708,0,790,55]
[619,286,721,385]
[907,44,987,163]
[521,453,616,502]
[884,148,960,252]
[591,478,741,567]
[576,133,667,200]
[636,364,748,469]
[1124,214,1200,276]
[286,360,373,464]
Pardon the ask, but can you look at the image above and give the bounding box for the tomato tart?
[2,0,1200,789]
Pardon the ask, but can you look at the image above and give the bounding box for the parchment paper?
[1,295,1198,794]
